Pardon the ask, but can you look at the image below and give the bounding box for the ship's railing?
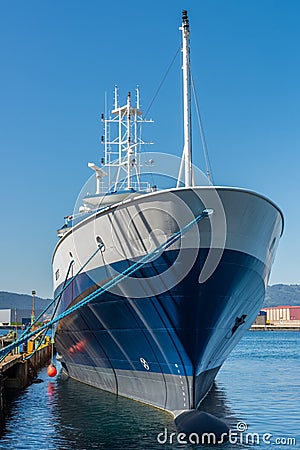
[109,181,151,193]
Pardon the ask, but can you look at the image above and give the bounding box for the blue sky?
[0,0,299,298]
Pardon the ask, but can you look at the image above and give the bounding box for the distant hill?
[264,284,300,307]
[0,291,52,323]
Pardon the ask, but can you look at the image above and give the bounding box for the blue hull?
[54,248,265,411]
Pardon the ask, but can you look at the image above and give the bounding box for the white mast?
[177,10,193,187]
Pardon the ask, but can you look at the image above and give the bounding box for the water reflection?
[0,365,242,449]
[53,374,247,450]
[0,332,299,449]
[199,382,239,430]
[53,372,175,449]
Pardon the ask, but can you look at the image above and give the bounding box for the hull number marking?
[140,357,150,370]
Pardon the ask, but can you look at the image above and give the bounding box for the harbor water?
[0,331,299,449]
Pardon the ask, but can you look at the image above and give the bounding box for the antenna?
[88,163,108,194]
[136,85,140,109]
[126,91,132,190]
[100,88,153,193]
[114,85,119,109]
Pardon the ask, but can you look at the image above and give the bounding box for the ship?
[52,11,283,415]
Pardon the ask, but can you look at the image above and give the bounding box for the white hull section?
[53,186,283,292]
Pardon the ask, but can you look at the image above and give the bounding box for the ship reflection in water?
[0,332,299,449]
[52,372,175,449]
[50,372,240,450]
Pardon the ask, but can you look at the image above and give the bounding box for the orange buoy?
[47,364,57,377]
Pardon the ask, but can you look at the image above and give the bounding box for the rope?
[0,210,209,359]
[23,258,75,361]
[19,244,102,342]
[190,69,214,185]
[0,245,102,363]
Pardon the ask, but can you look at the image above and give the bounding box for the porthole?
[96,236,105,251]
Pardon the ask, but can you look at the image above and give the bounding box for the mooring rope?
[0,247,103,363]
[23,258,76,361]
[18,244,103,342]
[0,209,210,359]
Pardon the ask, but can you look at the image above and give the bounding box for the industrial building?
[254,306,300,327]
[0,308,49,327]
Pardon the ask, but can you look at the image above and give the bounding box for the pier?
[0,335,52,420]
[250,324,300,331]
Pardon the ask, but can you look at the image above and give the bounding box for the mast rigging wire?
[144,46,181,119]
[142,44,214,186]
[190,69,214,185]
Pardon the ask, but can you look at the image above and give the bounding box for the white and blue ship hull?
[52,186,283,413]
